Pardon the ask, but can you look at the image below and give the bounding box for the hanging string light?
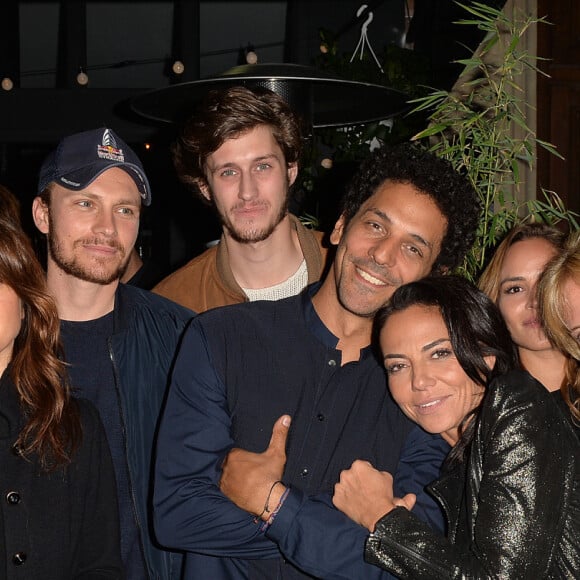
[76,68,89,86]
[245,44,258,65]
[246,50,258,65]
[172,60,185,75]
[18,40,283,83]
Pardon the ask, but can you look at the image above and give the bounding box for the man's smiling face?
[330,180,447,318]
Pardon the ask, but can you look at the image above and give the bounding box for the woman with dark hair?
[332,276,579,577]
[0,217,121,578]
[219,276,579,578]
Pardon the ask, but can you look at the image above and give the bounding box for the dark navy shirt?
[61,314,146,580]
[155,285,448,579]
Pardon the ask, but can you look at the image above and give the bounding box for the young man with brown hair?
[153,86,327,312]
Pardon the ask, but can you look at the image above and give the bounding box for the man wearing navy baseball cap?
[38,127,152,206]
[32,127,193,580]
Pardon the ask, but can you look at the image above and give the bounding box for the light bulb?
[76,71,89,86]
[172,60,185,74]
[246,51,258,65]
[321,158,333,170]
[2,77,14,91]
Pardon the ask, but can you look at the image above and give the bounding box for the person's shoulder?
[153,247,217,293]
[117,283,195,320]
[308,228,328,256]
[490,369,547,399]
[197,292,303,328]
[486,369,561,421]
[309,228,326,245]
[294,218,329,257]
[294,217,324,240]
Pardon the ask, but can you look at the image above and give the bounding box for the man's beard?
[221,197,289,244]
[48,230,128,285]
[335,254,402,318]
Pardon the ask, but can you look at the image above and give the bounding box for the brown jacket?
[152,215,328,313]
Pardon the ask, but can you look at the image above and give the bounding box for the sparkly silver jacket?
[365,370,580,579]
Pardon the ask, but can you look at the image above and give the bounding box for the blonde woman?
[538,230,580,434]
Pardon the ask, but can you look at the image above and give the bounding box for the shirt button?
[12,552,26,565]
[328,359,336,367]
[300,468,308,477]
[6,491,21,505]
[317,413,325,421]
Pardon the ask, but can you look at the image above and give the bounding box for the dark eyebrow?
[499,276,525,287]
[421,338,450,352]
[410,233,431,249]
[209,153,279,172]
[383,353,406,361]
[382,337,450,361]
[69,191,139,207]
[363,208,432,249]
[208,162,235,172]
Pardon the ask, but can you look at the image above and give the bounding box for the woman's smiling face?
[380,304,485,445]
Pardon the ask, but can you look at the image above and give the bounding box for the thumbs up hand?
[220,415,291,519]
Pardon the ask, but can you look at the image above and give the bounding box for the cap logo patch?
[97,129,125,163]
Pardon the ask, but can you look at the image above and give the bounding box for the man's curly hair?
[340,142,481,274]
[173,86,304,202]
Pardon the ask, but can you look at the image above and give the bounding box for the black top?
[61,313,146,579]
[0,370,121,579]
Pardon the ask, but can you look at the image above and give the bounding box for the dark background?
[0,0,542,277]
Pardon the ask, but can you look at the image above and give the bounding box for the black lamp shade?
[130,63,410,129]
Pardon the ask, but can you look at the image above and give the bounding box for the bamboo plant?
[410,1,578,281]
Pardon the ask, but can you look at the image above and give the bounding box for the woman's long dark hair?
[373,276,518,464]
[0,217,81,469]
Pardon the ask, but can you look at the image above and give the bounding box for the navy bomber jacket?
[110,283,193,580]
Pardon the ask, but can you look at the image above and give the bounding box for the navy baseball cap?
[38,127,152,206]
